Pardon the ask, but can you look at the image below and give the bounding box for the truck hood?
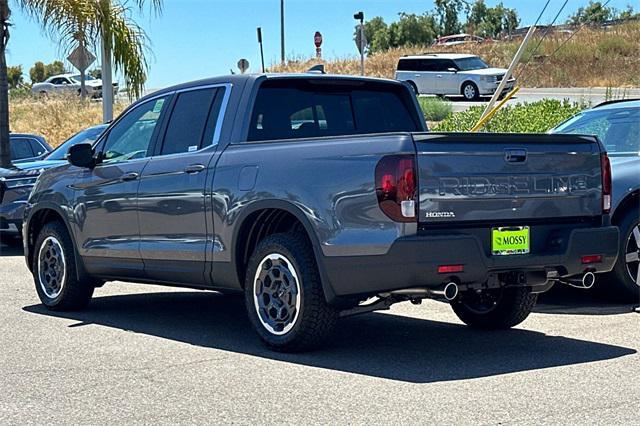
[0,160,66,178]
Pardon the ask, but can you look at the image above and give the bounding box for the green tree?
[29,60,45,82]
[568,1,614,25]
[467,1,519,38]
[618,5,638,20]
[29,60,66,83]
[7,64,22,88]
[361,16,390,54]
[389,13,438,48]
[88,67,101,79]
[434,0,467,36]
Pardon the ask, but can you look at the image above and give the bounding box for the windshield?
[553,107,640,155]
[70,74,96,82]
[45,126,107,161]
[454,57,489,71]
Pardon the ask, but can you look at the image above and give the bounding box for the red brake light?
[438,265,464,274]
[581,255,603,264]
[601,153,612,214]
[375,155,417,222]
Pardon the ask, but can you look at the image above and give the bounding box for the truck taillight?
[601,153,612,214]
[375,155,417,222]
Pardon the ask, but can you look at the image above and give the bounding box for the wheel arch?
[25,205,86,280]
[231,200,336,303]
[460,80,479,96]
[612,190,640,225]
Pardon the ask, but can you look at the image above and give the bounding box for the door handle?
[414,74,421,77]
[505,149,527,163]
[184,164,206,174]
[121,172,139,181]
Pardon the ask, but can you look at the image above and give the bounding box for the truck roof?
[137,73,408,104]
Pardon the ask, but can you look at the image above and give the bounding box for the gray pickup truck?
[23,74,619,351]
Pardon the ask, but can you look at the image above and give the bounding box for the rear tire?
[604,208,640,301]
[451,287,537,329]
[407,81,419,95]
[32,221,94,311]
[244,233,337,352]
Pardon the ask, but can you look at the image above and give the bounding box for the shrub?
[433,99,586,133]
[418,97,453,121]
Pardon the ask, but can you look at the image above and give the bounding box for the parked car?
[31,73,118,98]
[551,99,640,300]
[9,133,51,164]
[432,33,486,47]
[395,53,516,100]
[23,74,618,351]
[0,124,107,236]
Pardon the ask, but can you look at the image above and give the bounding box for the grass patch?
[433,99,585,133]
[418,97,453,121]
[9,96,128,147]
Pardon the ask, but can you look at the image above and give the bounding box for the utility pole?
[100,0,113,123]
[257,27,265,72]
[0,0,11,168]
[354,11,365,76]
[280,0,285,64]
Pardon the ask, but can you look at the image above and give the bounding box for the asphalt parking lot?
[1,237,639,425]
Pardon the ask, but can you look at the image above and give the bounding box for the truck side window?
[101,96,168,163]
[160,88,223,155]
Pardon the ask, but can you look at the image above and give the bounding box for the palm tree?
[21,0,162,120]
[0,0,11,168]
[0,0,161,167]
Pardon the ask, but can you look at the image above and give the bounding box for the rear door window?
[27,138,47,156]
[10,138,35,160]
[247,80,421,142]
[159,88,222,155]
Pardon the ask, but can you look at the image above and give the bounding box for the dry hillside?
[274,22,640,88]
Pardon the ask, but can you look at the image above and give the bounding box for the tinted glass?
[10,138,35,160]
[454,57,489,71]
[27,138,47,156]
[47,126,107,161]
[554,107,640,154]
[248,81,420,142]
[101,96,168,163]
[161,88,219,155]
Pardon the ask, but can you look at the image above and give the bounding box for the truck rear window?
[247,79,421,142]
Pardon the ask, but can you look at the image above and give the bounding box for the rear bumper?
[321,226,619,298]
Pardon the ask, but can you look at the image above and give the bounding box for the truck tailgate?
[413,133,603,224]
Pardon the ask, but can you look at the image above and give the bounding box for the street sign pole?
[257,27,265,73]
[280,0,285,64]
[354,11,365,76]
[67,41,96,102]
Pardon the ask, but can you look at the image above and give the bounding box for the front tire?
[32,221,94,311]
[462,81,480,101]
[451,287,537,329]
[244,233,337,352]
[606,208,640,301]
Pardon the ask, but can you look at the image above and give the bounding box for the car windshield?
[70,74,96,83]
[454,57,489,71]
[553,107,640,155]
[45,126,107,161]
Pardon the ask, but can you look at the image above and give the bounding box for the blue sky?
[6,0,634,89]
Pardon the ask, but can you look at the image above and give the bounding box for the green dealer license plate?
[492,226,530,256]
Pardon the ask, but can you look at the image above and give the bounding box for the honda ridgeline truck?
[23,74,619,351]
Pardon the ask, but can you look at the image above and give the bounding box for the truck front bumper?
[321,226,619,298]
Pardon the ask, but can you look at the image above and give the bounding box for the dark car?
[552,99,640,300]
[9,133,51,164]
[22,74,618,351]
[0,124,107,236]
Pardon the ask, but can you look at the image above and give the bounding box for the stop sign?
[314,31,323,48]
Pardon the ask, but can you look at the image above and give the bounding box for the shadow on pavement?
[23,291,636,383]
[0,236,24,257]
[536,285,638,316]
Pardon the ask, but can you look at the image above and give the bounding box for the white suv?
[395,54,516,100]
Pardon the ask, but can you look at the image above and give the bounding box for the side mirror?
[67,143,95,168]
[447,67,458,73]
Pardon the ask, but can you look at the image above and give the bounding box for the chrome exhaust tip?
[443,282,459,301]
[582,272,596,289]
